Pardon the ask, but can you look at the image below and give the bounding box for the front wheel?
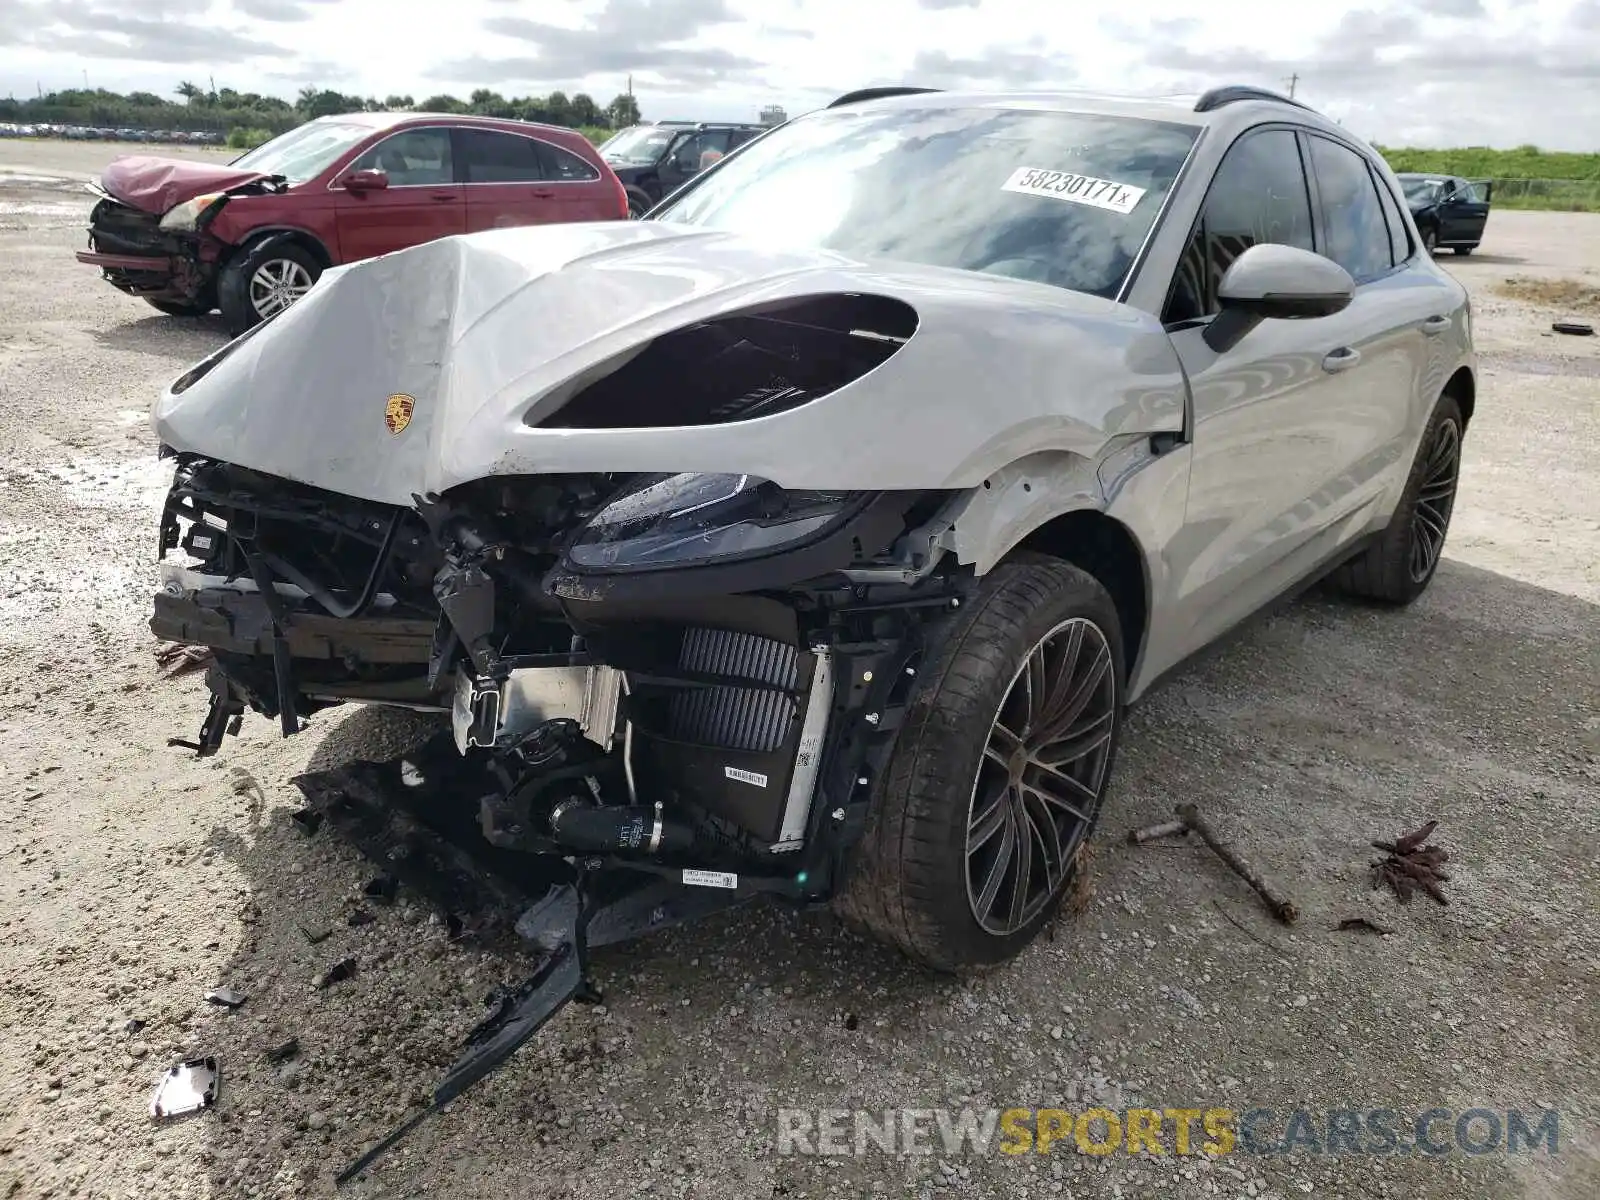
[1421,226,1439,255]
[218,239,322,336]
[1331,393,1464,605]
[625,188,653,219]
[834,555,1125,974]
[1452,246,1475,256]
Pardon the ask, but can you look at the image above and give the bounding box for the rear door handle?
[530,189,556,199]
[429,191,456,202]
[1420,315,1451,335]
[1322,347,1362,373]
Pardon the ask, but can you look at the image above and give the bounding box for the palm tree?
[175,81,202,105]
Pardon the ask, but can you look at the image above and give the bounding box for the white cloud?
[0,0,1596,148]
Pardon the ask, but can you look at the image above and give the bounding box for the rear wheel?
[1421,226,1439,255]
[218,239,322,335]
[1331,393,1463,605]
[834,555,1124,974]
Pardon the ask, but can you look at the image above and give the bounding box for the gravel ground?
[0,140,1596,1200]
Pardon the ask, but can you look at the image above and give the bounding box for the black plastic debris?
[346,908,376,928]
[844,1013,860,1031]
[444,912,465,941]
[301,923,333,944]
[1553,319,1595,336]
[150,1057,220,1119]
[265,1037,300,1065]
[125,1018,146,1035]
[362,874,399,906]
[314,958,358,990]
[204,986,247,1009]
[289,807,325,836]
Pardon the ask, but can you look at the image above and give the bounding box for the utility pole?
[627,73,633,97]
[1285,73,1299,99]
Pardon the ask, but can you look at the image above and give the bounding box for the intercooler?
[638,626,832,853]
[666,627,800,754]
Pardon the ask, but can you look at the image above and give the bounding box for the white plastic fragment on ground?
[149,1057,220,1118]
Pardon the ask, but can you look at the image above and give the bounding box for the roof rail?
[1193,85,1312,113]
[827,86,942,109]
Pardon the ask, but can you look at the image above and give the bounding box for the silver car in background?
[149,83,1473,984]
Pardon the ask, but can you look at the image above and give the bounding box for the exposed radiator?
[666,628,799,753]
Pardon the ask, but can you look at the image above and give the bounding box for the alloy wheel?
[1409,418,1460,583]
[249,258,314,319]
[965,616,1117,936]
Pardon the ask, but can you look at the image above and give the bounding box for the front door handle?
[1420,315,1451,335]
[530,189,556,199]
[429,192,456,202]
[1322,347,1362,373]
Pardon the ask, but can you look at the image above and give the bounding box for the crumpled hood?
[100,155,274,214]
[152,221,1187,507]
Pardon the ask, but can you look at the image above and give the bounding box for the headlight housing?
[158,193,226,233]
[565,473,865,572]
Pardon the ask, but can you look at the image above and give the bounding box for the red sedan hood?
[100,155,275,214]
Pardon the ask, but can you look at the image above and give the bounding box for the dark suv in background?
[1396,173,1492,256]
[598,120,768,215]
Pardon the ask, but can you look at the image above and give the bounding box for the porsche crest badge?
[384,393,415,435]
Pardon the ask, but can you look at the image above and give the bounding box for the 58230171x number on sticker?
[1001,167,1147,215]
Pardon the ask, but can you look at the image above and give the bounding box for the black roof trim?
[1193,85,1312,114]
[827,87,943,109]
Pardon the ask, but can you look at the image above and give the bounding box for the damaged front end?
[154,448,967,1180]
[76,174,283,307]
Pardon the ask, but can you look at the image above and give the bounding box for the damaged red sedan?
[75,112,631,334]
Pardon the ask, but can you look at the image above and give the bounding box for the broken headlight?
[565,473,863,572]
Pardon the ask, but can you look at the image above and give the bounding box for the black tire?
[1452,246,1474,256]
[833,554,1126,974]
[625,187,653,219]
[144,297,211,317]
[1331,393,1464,605]
[1421,226,1439,255]
[218,239,322,336]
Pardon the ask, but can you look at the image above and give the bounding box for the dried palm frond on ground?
[154,641,212,678]
[1371,819,1450,905]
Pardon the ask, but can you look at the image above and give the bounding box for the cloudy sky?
[2,0,1597,148]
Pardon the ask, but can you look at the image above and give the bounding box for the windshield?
[1399,176,1446,203]
[652,106,1198,300]
[601,126,677,165]
[230,121,371,184]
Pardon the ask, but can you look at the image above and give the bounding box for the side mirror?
[340,168,389,193]
[1204,243,1355,353]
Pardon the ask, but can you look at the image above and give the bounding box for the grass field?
[1377,145,1600,211]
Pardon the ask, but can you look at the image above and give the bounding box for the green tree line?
[0,83,644,141]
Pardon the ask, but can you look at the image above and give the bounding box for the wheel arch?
[227,226,333,271]
[1013,509,1150,686]
[1443,364,1475,428]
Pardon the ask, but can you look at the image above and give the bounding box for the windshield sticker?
[1002,168,1147,215]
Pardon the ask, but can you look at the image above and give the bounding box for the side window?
[352,129,453,186]
[673,131,731,172]
[1371,167,1411,267]
[459,130,544,183]
[1164,128,1314,325]
[1459,181,1490,204]
[1306,136,1392,284]
[535,141,601,182]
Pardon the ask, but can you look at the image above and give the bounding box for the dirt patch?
[1493,275,1600,313]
